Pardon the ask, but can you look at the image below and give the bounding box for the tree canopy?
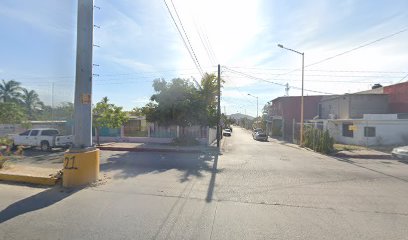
[0,102,27,124]
[142,73,221,127]
[93,97,129,129]
[0,80,22,103]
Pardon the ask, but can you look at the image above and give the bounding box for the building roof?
[270,95,326,102]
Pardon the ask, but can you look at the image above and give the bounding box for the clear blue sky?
[1,0,407,117]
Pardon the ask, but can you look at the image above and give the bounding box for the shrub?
[0,138,23,169]
[304,127,334,154]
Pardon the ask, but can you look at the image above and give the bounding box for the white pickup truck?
[10,128,73,151]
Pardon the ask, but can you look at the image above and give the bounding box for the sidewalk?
[0,164,61,186]
[97,142,217,153]
[333,149,392,159]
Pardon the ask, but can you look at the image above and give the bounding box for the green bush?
[304,127,334,154]
[0,137,13,147]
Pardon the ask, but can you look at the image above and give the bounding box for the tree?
[20,88,44,120]
[93,97,129,145]
[0,102,27,124]
[129,107,144,116]
[142,74,222,131]
[0,80,22,103]
[36,102,74,121]
[145,78,199,127]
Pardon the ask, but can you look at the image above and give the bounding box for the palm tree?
[21,88,44,120]
[0,79,22,102]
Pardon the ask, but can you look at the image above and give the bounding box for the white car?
[392,146,408,159]
[10,128,73,151]
[222,129,232,136]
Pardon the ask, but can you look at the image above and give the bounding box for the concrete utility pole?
[247,93,259,119]
[216,64,221,148]
[278,44,305,146]
[63,0,99,187]
[73,0,94,148]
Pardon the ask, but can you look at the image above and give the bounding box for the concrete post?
[72,0,94,149]
[63,0,99,187]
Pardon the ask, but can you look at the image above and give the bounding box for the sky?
[0,0,407,117]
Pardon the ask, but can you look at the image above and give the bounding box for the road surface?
[1,127,408,239]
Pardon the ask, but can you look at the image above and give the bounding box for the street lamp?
[247,93,259,119]
[278,43,305,146]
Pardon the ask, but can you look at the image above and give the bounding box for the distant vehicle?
[10,128,73,151]
[225,126,233,132]
[252,128,263,138]
[223,129,232,136]
[253,131,268,141]
[391,146,408,159]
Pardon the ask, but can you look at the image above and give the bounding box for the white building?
[313,114,408,146]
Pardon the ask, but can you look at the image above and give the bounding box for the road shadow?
[8,148,65,166]
[100,150,221,183]
[0,186,81,224]
[205,152,220,202]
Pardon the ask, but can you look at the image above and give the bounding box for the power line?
[194,20,216,65]
[223,66,336,95]
[164,0,203,76]
[306,27,408,68]
[222,66,408,74]
[276,27,408,77]
[398,72,408,83]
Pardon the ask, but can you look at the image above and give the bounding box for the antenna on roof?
[285,83,290,96]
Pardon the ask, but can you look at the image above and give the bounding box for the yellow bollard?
[63,148,100,187]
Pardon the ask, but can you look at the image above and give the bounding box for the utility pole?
[72,0,93,149]
[216,64,221,148]
[63,0,99,187]
[300,52,305,146]
[51,82,54,126]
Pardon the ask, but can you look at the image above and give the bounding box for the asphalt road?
[1,127,408,239]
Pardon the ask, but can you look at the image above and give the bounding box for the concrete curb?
[0,171,60,186]
[97,146,212,153]
[333,152,392,159]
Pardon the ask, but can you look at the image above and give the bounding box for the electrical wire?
[163,0,203,76]
[223,66,336,95]
[276,27,408,77]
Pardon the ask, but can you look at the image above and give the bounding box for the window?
[30,130,39,136]
[342,123,353,137]
[41,130,59,136]
[364,127,376,137]
[19,130,30,136]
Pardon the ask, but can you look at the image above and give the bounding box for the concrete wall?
[320,94,389,119]
[326,118,408,146]
[384,82,408,113]
[349,95,389,118]
[269,96,323,142]
[320,96,349,119]
[208,127,217,145]
[0,124,26,137]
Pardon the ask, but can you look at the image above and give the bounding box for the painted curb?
[0,172,59,186]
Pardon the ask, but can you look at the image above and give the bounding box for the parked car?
[223,129,232,136]
[253,131,268,141]
[10,128,73,151]
[391,146,408,159]
[252,128,263,138]
[226,126,233,132]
